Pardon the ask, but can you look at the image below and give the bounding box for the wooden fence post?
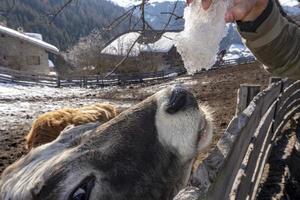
[56,76,61,88]
[269,77,282,85]
[294,118,300,155]
[235,84,261,116]
[84,77,88,88]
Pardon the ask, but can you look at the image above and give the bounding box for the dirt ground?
[0,62,271,174]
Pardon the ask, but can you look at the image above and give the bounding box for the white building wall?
[0,33,50,74]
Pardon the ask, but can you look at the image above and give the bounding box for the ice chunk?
[175,0,230,74]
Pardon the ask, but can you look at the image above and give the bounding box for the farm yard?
[2,61,300,199]
[0,62,270,173]
[1,0,300,198]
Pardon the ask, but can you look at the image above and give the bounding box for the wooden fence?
[175,78,300,200]
[0,66,186,88]
[0,56,255,88]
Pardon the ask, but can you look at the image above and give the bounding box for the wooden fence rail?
[0,66,186,88]
[0,56,255,88]
[175,78,300,200]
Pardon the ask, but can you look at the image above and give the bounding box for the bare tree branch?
[50,0,180,75]
[161,11,183,20]
[49,0,74,24]
[160,0,179,33]
[104,37,140,78]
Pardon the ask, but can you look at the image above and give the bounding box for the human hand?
[186,0,211,10]
[186,0,269,23]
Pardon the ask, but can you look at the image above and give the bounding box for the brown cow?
[25,103,117,150]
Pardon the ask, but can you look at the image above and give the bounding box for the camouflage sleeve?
[238,0,300,79]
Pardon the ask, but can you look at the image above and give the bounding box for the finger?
[224,12,234,23]
[226,2,254,21]
[186,0,193,6]
[202,0,212,10]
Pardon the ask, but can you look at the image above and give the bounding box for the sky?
[109,0,182,7]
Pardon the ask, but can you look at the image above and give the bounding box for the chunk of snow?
[175,0,230,74]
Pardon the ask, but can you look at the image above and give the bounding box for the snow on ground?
[0,83,134,132]
[279,0,300,16]
[0,76,199,134]
[0,83,96,101]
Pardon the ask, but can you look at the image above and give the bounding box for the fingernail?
[202,2,210,10]
[225,12,233,22]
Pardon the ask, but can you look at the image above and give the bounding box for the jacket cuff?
[238,0,287,48]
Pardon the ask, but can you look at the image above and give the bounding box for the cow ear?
[57,122,100,144]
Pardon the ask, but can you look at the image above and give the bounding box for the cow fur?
[25,103,117,150]
[1,86,213,200]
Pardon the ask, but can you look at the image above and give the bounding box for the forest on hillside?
[0,0,132,50]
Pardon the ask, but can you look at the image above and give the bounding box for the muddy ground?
[0,62,271,174]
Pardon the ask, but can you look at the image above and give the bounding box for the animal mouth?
[166,86,197,114]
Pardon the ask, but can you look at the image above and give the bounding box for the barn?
[99,30,184,74]
[0,25,59,75]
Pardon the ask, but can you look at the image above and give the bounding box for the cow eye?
[72,188,86,200]
[70,176,95,200]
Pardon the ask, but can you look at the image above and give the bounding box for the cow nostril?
[166,87,187,114]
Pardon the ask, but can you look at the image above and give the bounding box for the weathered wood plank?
[206,109,262,199]
[235,84,261,116]
[269,77,282,84]
[180,81,282,200]
[173,187,201,200]
[275,91,300,129]
[278,80,300,109]
[275,103,300,135]
[232,102,276,199]
[176,79,300,200]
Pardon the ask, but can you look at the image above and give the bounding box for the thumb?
[186,0,193,6]
[226,2,255,21]
[202,0,212,10]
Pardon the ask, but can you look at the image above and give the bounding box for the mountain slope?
[0,0,130,50]
[143,1,185,30]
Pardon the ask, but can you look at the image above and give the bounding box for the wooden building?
[99,30,183,74]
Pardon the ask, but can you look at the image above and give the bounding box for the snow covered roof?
[24,33,43,41]
[101,31,179,57]
[0,25,59,54]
